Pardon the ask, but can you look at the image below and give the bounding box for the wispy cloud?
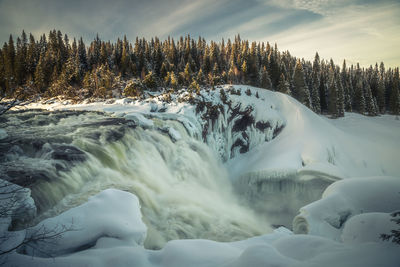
[0,0,398,67]
[265,0,400,67]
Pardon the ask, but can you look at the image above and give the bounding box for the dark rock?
[158,106,167,113]
[256,121,271,131]
[5,168,53,186]
[273,124,285,138]
[50,144,87,162]
[232,113,254,132]
[104,128,125,143]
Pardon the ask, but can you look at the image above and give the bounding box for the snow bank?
[6,190,400,267]
[341,212,398,244]
[226,86,400,185]
[293,176,400,240]
[18,189,146,257]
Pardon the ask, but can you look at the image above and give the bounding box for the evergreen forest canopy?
[0,29,399,117]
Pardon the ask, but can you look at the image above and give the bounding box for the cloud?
[263,1,400,67]
[268,0,350,15]
[0,0,398,67]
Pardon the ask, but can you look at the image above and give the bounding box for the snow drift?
[293,176,400,240]
[5,188,400,267]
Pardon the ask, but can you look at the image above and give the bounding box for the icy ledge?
[5,188,400,267]
[293,176,400,242]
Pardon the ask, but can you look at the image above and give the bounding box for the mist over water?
[0,110,271,249]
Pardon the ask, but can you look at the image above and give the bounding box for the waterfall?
[0,110,271,249]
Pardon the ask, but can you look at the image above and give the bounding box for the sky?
[0,0,399,67]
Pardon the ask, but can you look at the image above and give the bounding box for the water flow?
[32,117,271,249]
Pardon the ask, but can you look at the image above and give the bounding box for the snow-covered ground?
[5,187,400,267]
[2,85,400,266]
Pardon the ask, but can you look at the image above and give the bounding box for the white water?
[30,117,271,249]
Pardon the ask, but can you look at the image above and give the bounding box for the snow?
[6,189,400,267]
[293,176,400,240]
[6,85,400,266]
[124,112,154,128]
[226,87,400,181]
[11,189,146,259]
[341,212,398,245]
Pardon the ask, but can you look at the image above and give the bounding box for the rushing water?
[0,110,271,249]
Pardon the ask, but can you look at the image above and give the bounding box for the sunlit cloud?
[265,1,400,67]
[0,0,398,67]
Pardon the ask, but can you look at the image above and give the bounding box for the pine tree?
[336,72,345,117]
[354,78,366,114]
[4,35,16,95]
[292,59,311,108]
[248,42,259,85]
[277,73,290,94]
[267,49,280,87]
[78,38,87,72]
[34,53,46,92]
[14,31,28,86]
[1,28,399,113]
[26,33,37,80]
[311,52,321,113]
[167,71,178,89]
[319,70,328,113]
[143,71,157,90]
[196,68,205,85]
[390,68,400,115]
[365,83,377,116]
[0,49,5,96]
[377,75,386,113]
[341,60,352,112]
[259,66,272,90]
[183,62,192,85]
[241,60,248,83]
[328,74,338,117]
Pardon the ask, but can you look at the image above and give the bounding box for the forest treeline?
[0,29,399,117]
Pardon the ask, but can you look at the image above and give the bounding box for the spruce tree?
[26,33,37,80]
[241,60,248,83]
[277,73,290,94]
[377,75,386,113]
[390,68,400,114]
[267,50,280,87]
[292,59,311,108]
[259,66,272,90]
[337,73,345,117]
[0,49,5,96]
[183,62,192,85]
[319,71,328,112]
[34,53,46,92]
[311,53,321,113]
[365,83,377,116]
[15,37,25,86]
[328,74,338,117]
[4,35,16,94]
[354,78,366,115]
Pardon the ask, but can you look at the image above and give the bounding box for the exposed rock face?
[0,110,137,213]
[194,88,285,161]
